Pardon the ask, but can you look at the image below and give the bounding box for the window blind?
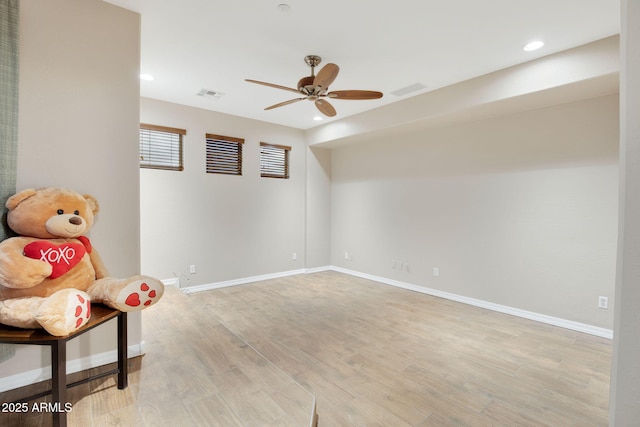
[139,123,186,171]
[260,142,291,179]
[206,134,244,175]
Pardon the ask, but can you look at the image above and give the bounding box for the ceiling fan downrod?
[304,55,321,77]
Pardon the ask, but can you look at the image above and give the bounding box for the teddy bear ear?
[5,189,37,210]
[83,194,100,215]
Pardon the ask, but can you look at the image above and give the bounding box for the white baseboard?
[304,266,332,274]
[174,264,612,339]
[0,342,145,393]
[331,266,614,339]
[182,268,308,293]
[2,266,610,393]
[161,278,179,287]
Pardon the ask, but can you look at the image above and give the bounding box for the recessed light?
[140,74,155,81]
[523,41,544,51]
[313,116,323,121]
[277,4,290,12]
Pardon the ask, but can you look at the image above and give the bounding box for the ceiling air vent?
[197,88,225,99]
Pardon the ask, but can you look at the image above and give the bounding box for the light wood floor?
[0,271,611,426]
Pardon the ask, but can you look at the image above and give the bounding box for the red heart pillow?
[24,241,87,279]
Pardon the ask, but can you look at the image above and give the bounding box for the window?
[260,142,291,179]
[139,123,186,171]
[206,134,244,175]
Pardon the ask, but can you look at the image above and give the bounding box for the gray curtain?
[0,0,19,363]
[1,0,19,239]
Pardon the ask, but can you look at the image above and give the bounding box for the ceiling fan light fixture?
[523,40,544,51]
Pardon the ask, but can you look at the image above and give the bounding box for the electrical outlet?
[292,252,297,260]
[598,296,608,309]
[433,267,439,277]
[189,264,196,274]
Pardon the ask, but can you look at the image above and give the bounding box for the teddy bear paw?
[114,278,163,311]
[35,289,92,336]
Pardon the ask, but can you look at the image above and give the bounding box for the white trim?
[182,269,307,294]
[168,266,330,295]
[161,278,179,287]
[0,342,145,393]
[176,265,613,338]
[304,266,332,274]
[2,266,610,392]
[174,265,612,338]
[330,266,614,340]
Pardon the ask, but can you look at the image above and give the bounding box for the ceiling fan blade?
[313,63,339,88]
[328,90,383,100]
[245,79,301,94]
[315,98,336,117]
[264,98,306,110]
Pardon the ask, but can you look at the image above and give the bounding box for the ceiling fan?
[245,55,383,117]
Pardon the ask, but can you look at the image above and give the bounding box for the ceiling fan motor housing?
[297,75,319,96]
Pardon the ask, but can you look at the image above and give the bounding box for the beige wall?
[139,98,309,285]
[306,147,332,269]
[611,0,640,423]
[0,0,625,405]
[0,0,141,387]
[331,94,619,329]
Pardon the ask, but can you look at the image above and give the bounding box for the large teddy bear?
[0,187,164,336]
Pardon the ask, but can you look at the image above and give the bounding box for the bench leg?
[51,340,67,427]
[117,312,128,389]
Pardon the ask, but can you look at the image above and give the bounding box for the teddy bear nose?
[69,216,82,225]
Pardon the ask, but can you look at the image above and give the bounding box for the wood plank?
[0,271,611,426]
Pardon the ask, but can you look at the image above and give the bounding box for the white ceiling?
[104,0,620,130]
